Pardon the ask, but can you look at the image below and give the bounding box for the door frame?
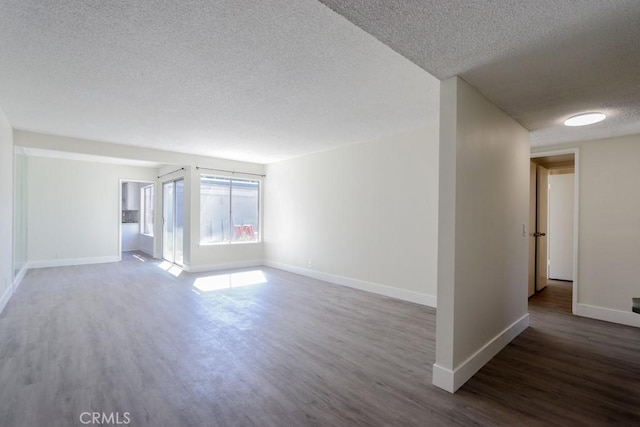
[118,178,155,260]
[530,148,580,314]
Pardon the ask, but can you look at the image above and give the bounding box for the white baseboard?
[13,264,29,293]
[263,260,437,308]
[28,256,120,269]
[0,265,30,315]
[576,303,640,328]
[0,285,12,315]
[183,259,263,273]
[432,313,530,393]
[432,364,456,393]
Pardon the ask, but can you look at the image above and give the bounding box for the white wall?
[27,156,157,266]
[0,106,13,313]
[263,125,439,306]
[533,135,640,327]
[548,173,574,281]
[434,77,530,392]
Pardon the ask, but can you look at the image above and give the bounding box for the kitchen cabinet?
[121,222,140,251]
[122,182,140,211]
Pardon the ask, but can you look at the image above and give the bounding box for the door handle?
[533,232,546,237]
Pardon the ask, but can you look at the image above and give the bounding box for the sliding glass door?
[162,179,184,265]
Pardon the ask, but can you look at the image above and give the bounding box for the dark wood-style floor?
[0,254,638,426]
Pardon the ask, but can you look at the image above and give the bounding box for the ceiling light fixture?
[564,112,606,127]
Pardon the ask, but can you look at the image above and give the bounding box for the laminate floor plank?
[0,254,638,426]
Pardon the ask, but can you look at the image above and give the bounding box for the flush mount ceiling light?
[564,112,606,127]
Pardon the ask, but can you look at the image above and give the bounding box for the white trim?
[575,303,640,328]
[183,259,263,273]
[0,285,12,315]
[531,148,580,314]
[432,364,455,393]
[572,150,580,313]
[119,179,123,257]
[0,264,31,315]
[13,264,28,293]
[263,260,437,308]
[28,256,120,269]
[432,313,530,393]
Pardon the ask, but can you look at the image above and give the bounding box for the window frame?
[140,184,155,237]
[199,174,261,245]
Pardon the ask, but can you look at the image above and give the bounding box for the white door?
[536,165,549,292]
[548,173,574,281]
[528,162,536,297]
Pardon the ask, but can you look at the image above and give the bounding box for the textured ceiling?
[2,1,638,162]
[319,0,640,147]
[0,0,439,163]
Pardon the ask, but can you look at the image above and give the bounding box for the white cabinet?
[121,223,140,251]
[122,182,140,210]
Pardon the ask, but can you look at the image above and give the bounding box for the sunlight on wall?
[193,270,267,292]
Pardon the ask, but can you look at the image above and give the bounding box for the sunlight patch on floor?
[193,270,267,292]
[157,261,183,277]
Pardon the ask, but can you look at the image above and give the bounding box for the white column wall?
[434,77,530,392]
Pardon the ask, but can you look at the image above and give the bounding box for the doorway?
[163,179,184,266]
[119,179,155,258]
[528,162,549,296]
[529,150,578,313]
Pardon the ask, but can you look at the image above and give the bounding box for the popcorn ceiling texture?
[319,0,640,146]
[0,0,439,163]
[1,0,639,160]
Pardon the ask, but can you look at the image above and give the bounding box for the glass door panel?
[174,180,184,266]
[162,181,175,262]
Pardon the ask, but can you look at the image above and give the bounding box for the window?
[140,184,154,236]
[200,175,260,244]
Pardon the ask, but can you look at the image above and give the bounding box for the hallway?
[529,279,573,313]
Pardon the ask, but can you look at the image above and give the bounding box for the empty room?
[1,1,639,426]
